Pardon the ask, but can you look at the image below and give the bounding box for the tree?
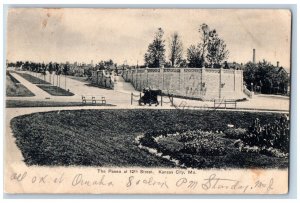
[97,59,114,70]
[55,63,62,88]
[63,63,70,90]
[186,45,203,68]
[144,28,166,68]
[48,62,54,84]
[197,23,229,68]
[63,63,69,75]
[243,60,289,94]
[198,23,210,63]
[16,61,23,68]
[243,61,259,90]
[206,30,229,68]
[41,63,46,81]
[169,32,183,67]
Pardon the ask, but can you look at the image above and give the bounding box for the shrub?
[179,130,227,156]
[224,128,247,139]
[241,115,289,153]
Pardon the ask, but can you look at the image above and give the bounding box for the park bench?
[82,95,106,105]
[214,99,237,109]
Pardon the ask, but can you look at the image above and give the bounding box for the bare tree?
[169,32,183,67]
[198,23,210,63]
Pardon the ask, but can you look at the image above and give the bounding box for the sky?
[6,8,291,68]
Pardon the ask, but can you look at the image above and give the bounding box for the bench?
[214,99,237,109]
[82,95,106,105]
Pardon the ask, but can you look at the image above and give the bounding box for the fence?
[131,92,142,105]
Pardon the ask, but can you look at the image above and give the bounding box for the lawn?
[36,85,74,96]
[6,100,114,108]
[67,75,89,83]
[16,72,51,84]
[6,74,35,97]
[10,109,289,168]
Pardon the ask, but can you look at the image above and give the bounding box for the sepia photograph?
[4,8,291,194]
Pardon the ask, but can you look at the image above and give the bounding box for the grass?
[10,109,288,168]
[6,100,114,108]
[16,72,51,84]
[36,85,74,96]
[6,74,35,97]
[67,75,89,83]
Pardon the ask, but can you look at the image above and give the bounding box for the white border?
[1,0,298,201]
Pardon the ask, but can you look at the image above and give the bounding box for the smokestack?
[253,49,256,64]
[277,61,279,67]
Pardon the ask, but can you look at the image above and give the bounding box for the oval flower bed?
[138,116,289,169]
[138,129,237,168]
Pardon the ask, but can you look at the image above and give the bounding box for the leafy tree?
[187,45,203,68]
[243,61,259,90]
[206,30,229,68]
[169,32,183,67]
[41,63,47,81]
[97,59,115,70]
[23,61,29,70]
[197,23,229,68]
[48,62,54,83]
[144,28,166,68]
[16,61,23,68]
[243,60,289,94]
[63,63,69,75]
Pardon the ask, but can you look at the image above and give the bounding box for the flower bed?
[138,115,289,168]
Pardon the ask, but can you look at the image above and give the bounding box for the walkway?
[114,76,138,94]
[10,72,52,99]
[7,71,133,105]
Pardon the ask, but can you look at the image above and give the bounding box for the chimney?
[253,49,256,64]
[277,61,279,67]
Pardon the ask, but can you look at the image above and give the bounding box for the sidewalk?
[10,72,51,99]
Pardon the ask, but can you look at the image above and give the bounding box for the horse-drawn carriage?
[138,88,161,106]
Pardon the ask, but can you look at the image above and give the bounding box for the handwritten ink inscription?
[176,174,274,193]
[8,171,276,193]
[10,171,64,184]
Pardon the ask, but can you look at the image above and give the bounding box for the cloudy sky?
[6,8,291,68]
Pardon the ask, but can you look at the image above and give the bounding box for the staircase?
[114,76,137,93]
[243,86,253,99]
